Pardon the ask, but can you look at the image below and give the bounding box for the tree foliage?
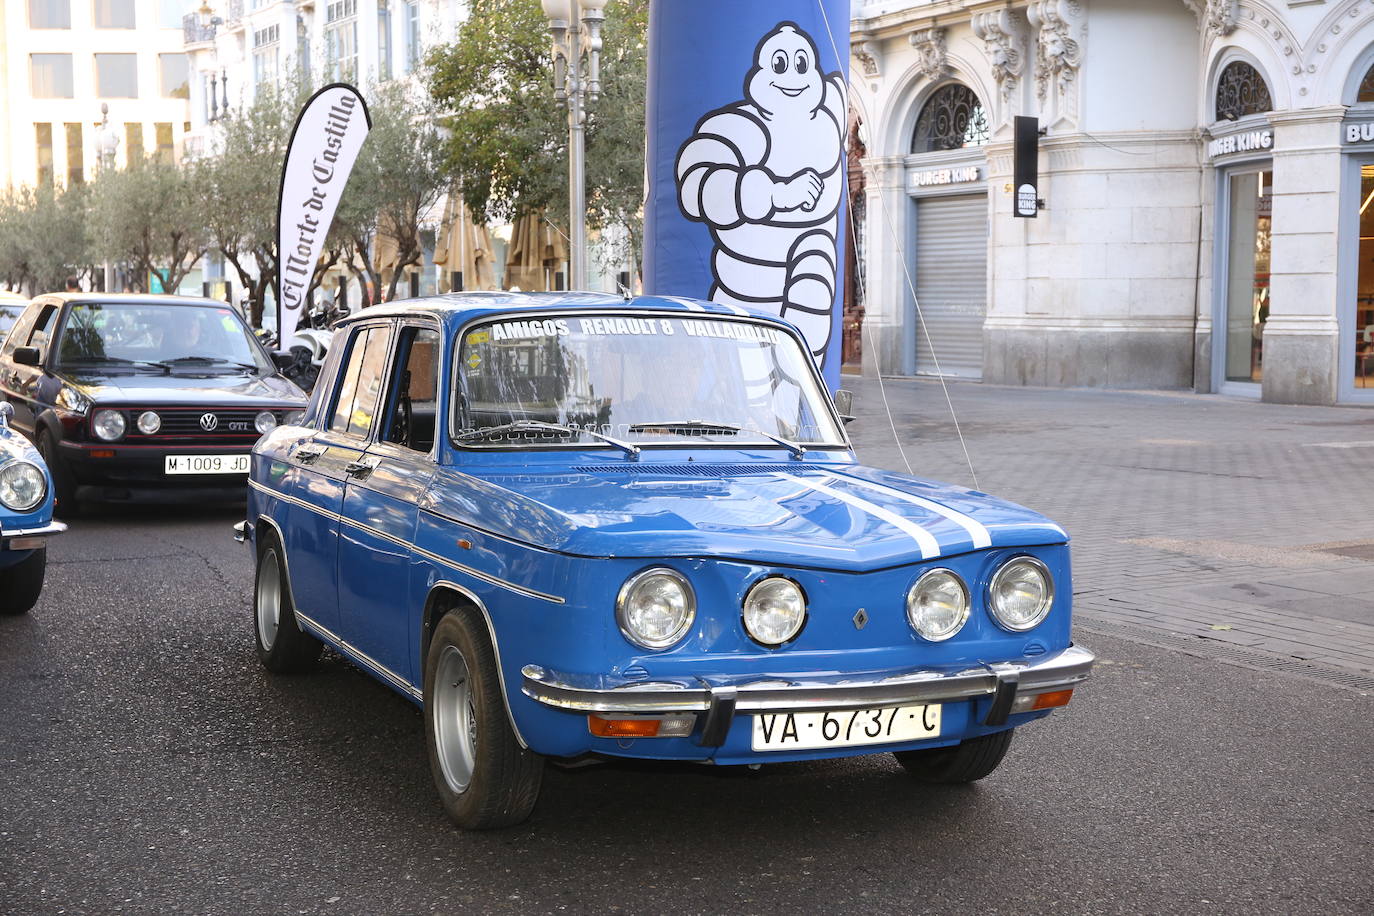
[426,0,648,266]
[88,158,208,293]
[0,183,92,295]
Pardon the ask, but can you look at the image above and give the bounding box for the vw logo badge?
[199,412,219,432]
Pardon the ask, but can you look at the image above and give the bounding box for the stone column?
[1263,106,1344,405]
[861,155,910,378]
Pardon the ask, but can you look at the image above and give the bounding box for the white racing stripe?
[825,473,992,550]
[783,474,940,559]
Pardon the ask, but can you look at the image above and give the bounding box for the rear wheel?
[0,550,46,615]
[254,532,321,673]
[36,430,80,518]
[893,728,1014,783]
[424,610,543,829]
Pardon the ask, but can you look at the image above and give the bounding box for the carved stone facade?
[848,0,1374,405]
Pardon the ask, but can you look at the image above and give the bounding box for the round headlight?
[136,410,161,435]
[906,568,970,642]
[616,567,695,650]
[255,410,278,434]
[988,557,1054,631]
[0,461,46,512]
[91,408,126,441]
[742,577,807,646]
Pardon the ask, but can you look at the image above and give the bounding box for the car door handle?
[294,447,324,465]
[344,459,378,479]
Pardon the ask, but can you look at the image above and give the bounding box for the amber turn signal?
[1030,689,1074,710]
[588,715,661,738]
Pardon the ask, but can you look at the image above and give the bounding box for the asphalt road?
[2,501,1371,916]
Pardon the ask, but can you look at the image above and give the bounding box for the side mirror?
[13,346,40,366]
[833,388,856,425]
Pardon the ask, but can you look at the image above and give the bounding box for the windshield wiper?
[166,356,258,372]
[455,420,640,460]
[63,356,171,374]
[628,419,807,459]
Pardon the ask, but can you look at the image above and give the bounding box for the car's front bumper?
[0,518,66,567]
[60,440,254,502]
[522,643,1095,748]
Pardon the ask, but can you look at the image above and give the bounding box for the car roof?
[335,291,798,331]
[35,292,235,309]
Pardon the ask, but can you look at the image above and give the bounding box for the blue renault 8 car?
[240,292,1094,829]
[1,402,65,614]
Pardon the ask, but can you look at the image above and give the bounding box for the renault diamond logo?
[199,413,219,432]
[853,608,868,630]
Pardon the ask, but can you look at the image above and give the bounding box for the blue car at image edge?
[0,402,65,614]
[238,291,1095,829]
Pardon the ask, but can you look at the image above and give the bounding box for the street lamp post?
[541,0,607,291]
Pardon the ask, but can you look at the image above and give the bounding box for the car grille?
[118,407,272,444]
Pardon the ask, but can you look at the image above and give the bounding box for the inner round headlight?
[92,408,126,442]
[988,557,1054,631]
[136,410,161,435]
[906,568,970,642]
[254,410,278,434]
[0,460,47,512]
[742,577,807,646]
[616,568,695,650]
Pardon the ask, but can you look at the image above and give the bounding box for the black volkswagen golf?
[0,294,306,514]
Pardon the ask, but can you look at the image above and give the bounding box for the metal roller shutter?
[913,193,988,379]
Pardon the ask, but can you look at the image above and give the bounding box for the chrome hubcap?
[434,644,477,793]
[256,549,281,650]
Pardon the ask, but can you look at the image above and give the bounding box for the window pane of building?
[378,4,392,81]
[96,54,139,97]
[36,124,55,186]
[326,0,359,82]
[65,123,84,185]
[126,122,144,163]
[404,2,419,72]
[1223,170,1272,384]
[159,53,189,98]
[1355,165,1374,389]
[93,0,136,28]
[29,0,71,29]
[30,54,75,98]
[159,0,187,28]
[155,123,174,163]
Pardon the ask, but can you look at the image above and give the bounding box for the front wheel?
[893,728,1014,783]
[0,550,46,615]
[37,430,80,518]
[424,610,543,829]
[254,532,321,673]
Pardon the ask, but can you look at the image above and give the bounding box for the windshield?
[455,313,844,449]
[55,302,272,374]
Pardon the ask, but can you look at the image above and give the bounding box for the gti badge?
[200,413,219,432]
[853,607,868,630]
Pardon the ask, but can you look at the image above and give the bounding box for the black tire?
[37,430,80,518]
[893,728,1014,783]
[253,531,321,673]
[0,549,46,615]
[424,610,543,829]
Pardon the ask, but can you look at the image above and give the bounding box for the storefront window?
[1355,166,1374,388]
[1224,170,1272,383]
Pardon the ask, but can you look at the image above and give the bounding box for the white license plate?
[751,704,942,752]
[164,454,250,475]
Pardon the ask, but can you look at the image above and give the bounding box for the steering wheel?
[391,393,412,447]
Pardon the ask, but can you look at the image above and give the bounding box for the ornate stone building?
[850,0,1374,405]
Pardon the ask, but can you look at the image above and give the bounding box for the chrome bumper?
[232,520,249,544]
[1,519,67,549]
[522,644,1095,747]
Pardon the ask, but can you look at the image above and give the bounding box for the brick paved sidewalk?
[846,375,1374,692]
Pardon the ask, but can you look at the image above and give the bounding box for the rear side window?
[329,326,392,439]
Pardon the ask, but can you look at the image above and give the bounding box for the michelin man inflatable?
[674,22,846,364]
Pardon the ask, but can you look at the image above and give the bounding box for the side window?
[26,306,59,352]
[381,325,441,453]
[329,326,391,439]
[1,304,42,357]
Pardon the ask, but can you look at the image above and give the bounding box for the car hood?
[428,462,1067,571]
[63,371,306,406]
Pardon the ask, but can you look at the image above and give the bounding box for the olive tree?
[88,158,208,293]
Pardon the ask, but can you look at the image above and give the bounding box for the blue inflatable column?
[643,0,851,389]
